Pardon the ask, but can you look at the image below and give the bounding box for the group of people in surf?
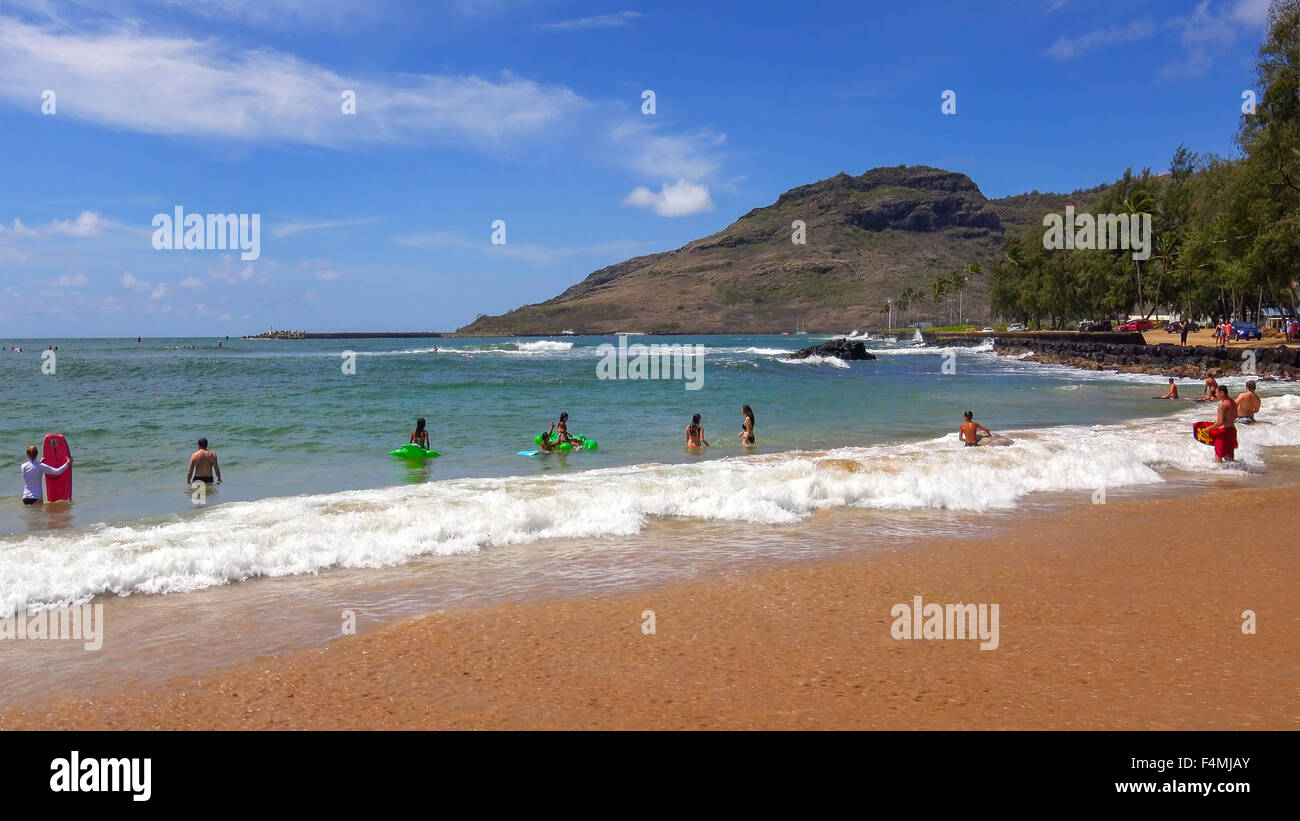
[684,405,756,450]
[406,405,760,455]
[1157,375,1262,462]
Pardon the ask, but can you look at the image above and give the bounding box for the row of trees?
[887,262,982,327]
[990,0,1300,330]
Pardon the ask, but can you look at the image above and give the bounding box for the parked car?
[1164,320,1200,333]
[1006,323,1028,332]
[1232,322,1262,341]
[1118,318,1156,332]
[1078,320,1112,332]
[980,327,995,333]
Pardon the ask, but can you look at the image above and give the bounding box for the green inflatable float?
[390,443,441,459]
[533,432,598,451]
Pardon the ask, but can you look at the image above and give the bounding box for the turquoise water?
[2,333,1298,615]
[0,334,1198,530]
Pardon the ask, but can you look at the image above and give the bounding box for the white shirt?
[21,458,68,501]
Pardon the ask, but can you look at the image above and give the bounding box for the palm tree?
[1122,191,1155,317]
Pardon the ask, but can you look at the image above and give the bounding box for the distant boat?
[560,329,575,335]
[794,317,809,335]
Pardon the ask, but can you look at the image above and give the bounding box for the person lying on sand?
[1159,378,1179,400]
[1235,380,1261,423]
[959,411,993,446]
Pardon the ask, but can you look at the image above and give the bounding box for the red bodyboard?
[41,433,72,502]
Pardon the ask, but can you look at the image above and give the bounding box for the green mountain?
[458,165,1085,335]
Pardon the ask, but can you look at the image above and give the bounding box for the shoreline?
[5,481,1296,730]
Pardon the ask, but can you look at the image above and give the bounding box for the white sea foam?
[5,395,1297,614]
[777,354,850,368]
[513,340,574,352]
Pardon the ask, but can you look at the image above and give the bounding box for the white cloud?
[272,218,375,238]
[0,17,589,149]
[315,269,340,280]
[121,272,152,293]
[209,256,269,285]
[1044,20,1156,61]
[1229,0,1270,26]
[535,11,644,31]
[611,122,724,181]
[53,273,89,287]
[47,210,108,237]
[150,283,170,300]
[179,277,203,289]
[622,179,714,217]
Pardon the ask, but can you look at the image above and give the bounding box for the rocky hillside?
[458,165,1071,335]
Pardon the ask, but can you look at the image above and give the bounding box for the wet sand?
[3,483,1297,730]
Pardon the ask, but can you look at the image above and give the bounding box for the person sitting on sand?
[959,411,993,446]
[1159,378,1179,400]
[1206,386,1238,463]
[1235,380,1261,424]
[739,404,756,446]
[686,414,710,448]
[187,438,222,486]
[21,445,71,505]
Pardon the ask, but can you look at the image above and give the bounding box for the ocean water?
[2,333,1299,616]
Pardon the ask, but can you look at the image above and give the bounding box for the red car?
[1118,319,1156,332]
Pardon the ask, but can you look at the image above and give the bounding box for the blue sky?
[0,0,1274,336]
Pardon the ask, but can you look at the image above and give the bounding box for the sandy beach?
[4,481,1296,731]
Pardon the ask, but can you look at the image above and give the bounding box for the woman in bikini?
[739,404,756,446]
[686,414,710,448]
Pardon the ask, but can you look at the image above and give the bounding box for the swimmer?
[1158,378,1179,400]
[959,411,993,446]
[186,438,223,486]
[739,404,756,446]
[686,414,710,448]
[1234,380,1260,423]
[410,417,430,449]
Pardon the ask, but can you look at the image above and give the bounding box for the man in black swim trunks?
[187,438,222,485]
[959,411,992,446]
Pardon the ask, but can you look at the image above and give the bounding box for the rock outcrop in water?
[788,338,876,361]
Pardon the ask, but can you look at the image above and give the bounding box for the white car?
[1006,324,1028,332]
[980,327,994,333]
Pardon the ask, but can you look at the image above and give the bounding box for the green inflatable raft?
[390,443,441,459]
[533,432,598,451]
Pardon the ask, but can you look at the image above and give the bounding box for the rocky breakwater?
[788,338,876,360]
[995,338,1300,380]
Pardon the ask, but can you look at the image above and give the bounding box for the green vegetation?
[990,0,1300,329]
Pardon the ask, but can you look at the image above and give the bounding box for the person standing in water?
[686,414,710,448]
[959,411,993,446]
[410,418,430,449]
[739,405,756,446]
[1206,385,1238,463]
[1235,380,1261,423]
[187,438,222,485]
[21,445,71,505]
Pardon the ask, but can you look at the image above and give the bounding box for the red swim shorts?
[1207,426,1237,459]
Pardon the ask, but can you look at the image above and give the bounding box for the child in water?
[410,418,430,449]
